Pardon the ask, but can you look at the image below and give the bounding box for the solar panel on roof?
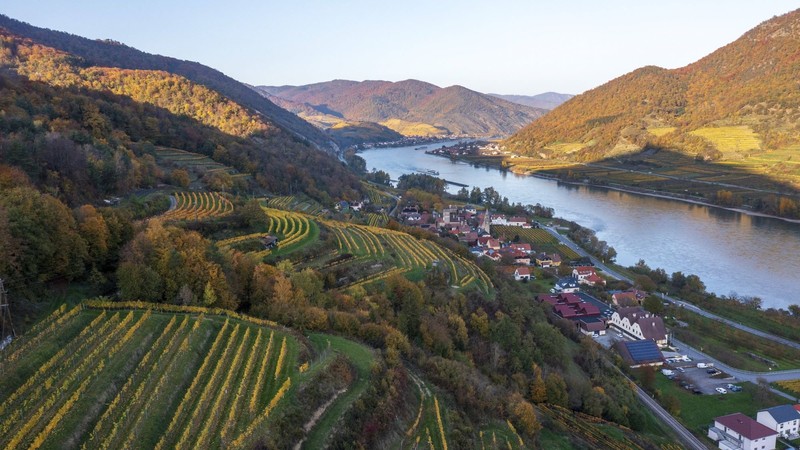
[625,340,662,362]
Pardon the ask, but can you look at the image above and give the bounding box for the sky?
[3,1,799,95]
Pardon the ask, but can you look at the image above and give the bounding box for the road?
[632,382,710,450]
[671,337,800,401]
[542,226,800,351]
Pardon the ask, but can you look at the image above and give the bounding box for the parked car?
[730,385,742,392]
[707,368,717,374]
[692,388,703,395]
[677,367,685,373]
[715,387,727,394]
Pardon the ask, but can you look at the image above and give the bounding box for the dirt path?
[293,388,348,450]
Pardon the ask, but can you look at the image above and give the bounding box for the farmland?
[492,226,581,260]
[321,220,492,292]
[0,302,300,450]
[161,191,234,221]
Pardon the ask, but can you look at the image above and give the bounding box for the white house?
[757,405,800,439]
[507,216,527,227]
[514,267,531,281]
[708,413,777,450]
[552,277,580,294]
[609,307,668,347]
[490,214,508,225]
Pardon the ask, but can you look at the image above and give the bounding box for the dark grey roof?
[762,404,800,423]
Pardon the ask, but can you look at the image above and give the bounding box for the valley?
[3,4,800,450]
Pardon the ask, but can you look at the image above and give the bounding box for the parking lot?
[662,358,742,395]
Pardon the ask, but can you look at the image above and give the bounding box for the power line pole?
[0,278,15,350]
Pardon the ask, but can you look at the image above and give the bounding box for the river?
[360,141,800,310]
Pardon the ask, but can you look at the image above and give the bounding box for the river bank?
[360,144,800,309]
[440,151,800,225]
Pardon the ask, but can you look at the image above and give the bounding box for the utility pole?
[0,278,15,350]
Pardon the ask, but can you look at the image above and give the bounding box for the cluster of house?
[552,265,606,292]
[708,405,800,450]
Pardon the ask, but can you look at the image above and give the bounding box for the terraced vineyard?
[367,212,389,227]
[162,191,234,221]
[322,220,492,292]
[689,126,762,154]
[404,373,450,450]
[0,302,299,450]
[492,226,581,260]
[539,405,648,450]
[156,147,248,179]
[266,196,326,216]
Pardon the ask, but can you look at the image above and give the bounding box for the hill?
[0,28,361,206]
[504,8,800,197]
[256,79,548,137]
[489,92,574,110]
[0,14,336,152]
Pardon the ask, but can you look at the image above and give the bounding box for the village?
[396,201,800,450]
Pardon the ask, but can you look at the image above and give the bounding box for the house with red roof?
[508,216,528,227]
[708,413,777,450]
[573,266,605,286]
[509,243,532,254]
[612,289,647,307]
[514,267,531,281]
[536,253,562,268]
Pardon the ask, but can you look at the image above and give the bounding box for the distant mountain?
[0,14,337,151]
[505,9,800,164]
[256,79,547,137]
[489,92,573,110]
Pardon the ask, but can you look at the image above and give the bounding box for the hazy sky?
[3,1,799,95]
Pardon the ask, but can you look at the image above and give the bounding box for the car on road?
[715,387,727,394]
[677,367,685,373]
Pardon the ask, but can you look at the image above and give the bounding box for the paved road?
[632,382,710,450]
[671,337,800,401]
[542,226,800,351]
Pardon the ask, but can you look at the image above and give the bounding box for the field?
[161,191,234,221]
[0,301,300,450]
[689,126,762,154]
[671,309,800,371]
[646,373,784,435]
[266,196,326,216]
[647,127,676,137]
[491,226,581,260]
[403,373,450,450]
[775,379,800,396]
[538,404,651,450]
[322,219,492,292]
[379,118,447,136]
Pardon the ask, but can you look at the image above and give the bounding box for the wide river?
[360,141,800,310]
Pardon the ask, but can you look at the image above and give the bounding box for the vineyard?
[492,226,581,260]
[266,196,326,216]
[322,220,492,292]
[404,374,449,450]
[216,208,319,259]
[776,379,800,396]
[0,303,300,450]
[538,405,647,450]
[161,191,234,221]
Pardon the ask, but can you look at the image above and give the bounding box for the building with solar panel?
[614,340,664,368]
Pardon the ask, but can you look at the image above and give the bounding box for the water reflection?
[361,143,800,309]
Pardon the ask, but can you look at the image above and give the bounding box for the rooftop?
[715,413,777,440]
[760,404,800,424]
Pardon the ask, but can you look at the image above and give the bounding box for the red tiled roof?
[515,267,531,276]
[716,413,777,440]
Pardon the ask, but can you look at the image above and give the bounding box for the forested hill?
[0,14,337,151]
[0,29,361,205]
[504,8,800,162]
[257,79,548,137]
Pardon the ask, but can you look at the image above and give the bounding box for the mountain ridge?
[489,92,574,110]
[256,79,548,138]
[0,14,337,151]
[504,8,800,165]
